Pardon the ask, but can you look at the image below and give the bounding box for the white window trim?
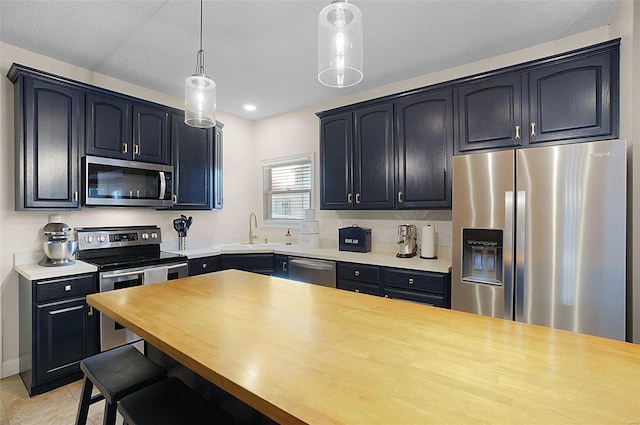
[262,152,315,226]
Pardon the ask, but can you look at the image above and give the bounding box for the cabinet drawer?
[384,288,445,307]
[338,263,381,284]
[337,280,381,296]
[384,269,446,294]
[188,256,221,276]
[36,274,97,304]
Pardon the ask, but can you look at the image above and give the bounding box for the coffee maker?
[396,224,417,258]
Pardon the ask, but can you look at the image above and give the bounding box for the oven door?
[98,262,188,351]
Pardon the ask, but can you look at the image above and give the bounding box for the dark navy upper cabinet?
[10,71,83,210]
[86,92,169,164]
[395,89,453,209]
[457,73,525,153]
[171,113,214,210]
[320,111,353,209]
[319,105,395,210]
[456,41,618,153]
[353,103,395,209]
[528,49,616,145]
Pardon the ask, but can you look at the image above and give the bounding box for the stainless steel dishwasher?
[288,257,336,288]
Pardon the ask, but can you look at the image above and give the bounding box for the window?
[263,154,313,222]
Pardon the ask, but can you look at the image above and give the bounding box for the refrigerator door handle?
[515,190,526,322]
[503,191,514,320]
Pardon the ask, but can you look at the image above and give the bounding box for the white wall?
[2,2,639,377]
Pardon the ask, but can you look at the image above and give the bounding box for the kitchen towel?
[143,266,168,284]
[420,225,437,259]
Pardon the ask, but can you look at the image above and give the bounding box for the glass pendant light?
[185,0,216,128]
[318,0,363,88]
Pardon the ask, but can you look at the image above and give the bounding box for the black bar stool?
[118,377,235,425]
[75,345,167,425]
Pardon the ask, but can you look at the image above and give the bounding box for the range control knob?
[151,232,159,239]
[142,233,150,240]
[85,235,95,243]
[97,235,106,243]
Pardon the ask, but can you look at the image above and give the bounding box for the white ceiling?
[0,0,619,120]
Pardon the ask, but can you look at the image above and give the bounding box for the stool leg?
[102,401,117,425]
[75,377,94,425]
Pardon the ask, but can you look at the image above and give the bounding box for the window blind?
[263,156,312,221]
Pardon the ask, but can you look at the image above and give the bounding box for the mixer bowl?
[43,240,78,262]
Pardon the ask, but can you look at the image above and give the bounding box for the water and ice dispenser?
[461,228,503,285]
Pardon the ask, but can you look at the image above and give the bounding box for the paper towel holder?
[420,224,438,260]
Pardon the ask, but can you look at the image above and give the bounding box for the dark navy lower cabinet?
[383,268,450,308]
[336,262,382,296]
[19,273,99,396]
[188,255,221,276]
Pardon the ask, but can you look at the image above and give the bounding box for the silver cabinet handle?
[530,122,536,137]
[73,191,79,202]
[134,144,140,155]
[355,193,361,204]
[347,193,353,203]
[408,278,414,285]
[122,143,128,154]
[64,285,72,291]
[354,270,360,277]
[355,289,360,293]
[398,192,403,203]
[88,305,94,316]
[515,125,521,140]
[282,262,287,272]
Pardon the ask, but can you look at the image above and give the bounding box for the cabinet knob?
[408,278,414,285]
[355,289,360,293]
[354,270,360,277]
[64,285,72,291]
[202,263,207,269]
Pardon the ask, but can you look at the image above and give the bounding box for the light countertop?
[14,251,97,281]
[163,241,452,274]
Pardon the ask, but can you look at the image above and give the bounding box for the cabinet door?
[528,50,616,144]
[457,73,525,153]
[36,297,97,383]
[396,89,453,209]
[171,113,214,210]
[320,112,353,209]
[213,125,224,210]
[20,77,82,209]
[85,92,131,160]
[132,103,169,164]
[354,103,395,209]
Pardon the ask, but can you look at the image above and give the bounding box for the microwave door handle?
[158,171,166,200]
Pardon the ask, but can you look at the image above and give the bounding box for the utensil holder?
[178,236,187,251]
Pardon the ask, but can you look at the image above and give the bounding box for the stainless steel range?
[75,225,188,351]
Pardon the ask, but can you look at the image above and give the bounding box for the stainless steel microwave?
[83,156,174,207]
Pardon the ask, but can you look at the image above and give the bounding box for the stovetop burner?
[75,225,187,271]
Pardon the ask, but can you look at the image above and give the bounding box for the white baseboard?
[2,357,19,378]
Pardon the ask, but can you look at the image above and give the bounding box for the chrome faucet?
[248,212,258,244]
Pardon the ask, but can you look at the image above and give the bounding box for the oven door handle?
[167,263,188,270]
[101,270,145,280]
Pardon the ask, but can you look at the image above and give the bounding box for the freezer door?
[515,139,626,340]
[452,150,515,319]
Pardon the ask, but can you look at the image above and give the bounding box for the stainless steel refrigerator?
[452,139,626,341]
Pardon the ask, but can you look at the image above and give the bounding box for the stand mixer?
[38,219,77,266]
[396,224,417,258]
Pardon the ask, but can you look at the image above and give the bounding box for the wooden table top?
[87,269,640,424]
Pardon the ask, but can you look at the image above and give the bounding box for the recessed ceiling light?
[243,104,257,112]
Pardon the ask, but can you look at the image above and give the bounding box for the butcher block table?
[87,269,640,424]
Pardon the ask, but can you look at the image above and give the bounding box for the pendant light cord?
[199,0,203,51]
[195,0,205,75]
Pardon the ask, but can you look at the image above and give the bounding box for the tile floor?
[0,374,123,425]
